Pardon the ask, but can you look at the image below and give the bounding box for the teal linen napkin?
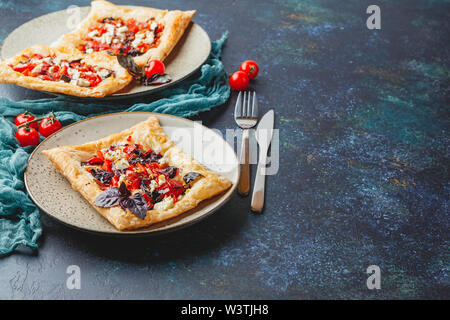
[0,33,230,255]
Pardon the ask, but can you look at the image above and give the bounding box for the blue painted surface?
[0,0,448,299]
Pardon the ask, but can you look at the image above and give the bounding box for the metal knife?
[251,109,274,213]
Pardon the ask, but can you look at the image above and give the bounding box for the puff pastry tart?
[0,45,132,97]
[52,0,196,66]
[42,116,232,230]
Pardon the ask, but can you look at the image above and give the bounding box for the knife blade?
[251,109,274,212]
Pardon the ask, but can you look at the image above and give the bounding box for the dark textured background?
[0,0,449,299]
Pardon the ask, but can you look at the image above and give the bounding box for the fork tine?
[251,91,258,118]
[247,91,252,117]
[234,91,242,118]
[242,91,247,117]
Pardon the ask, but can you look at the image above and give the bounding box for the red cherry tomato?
[38,116,62,137]
[16,126,40,147]
[15,111,38,129]
[144,60,165,78]
[228,71,249,91]
[240,60,259,79]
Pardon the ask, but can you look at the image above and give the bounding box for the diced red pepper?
[87,157,104,165]
[60,65,69,76]
[30,53,43,60]
[96,150,105,160]
[12,64,34,73]
[156,23,164,34]
[123,144,137,155]
[41,75,53,81]
[102,159,113,172]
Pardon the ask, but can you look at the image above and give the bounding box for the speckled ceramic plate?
[24,112,239,235]
[0,6,211,99]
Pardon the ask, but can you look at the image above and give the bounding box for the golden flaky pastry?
[52,0,196,66]
[42,116,232,231]
[0,45,132,97]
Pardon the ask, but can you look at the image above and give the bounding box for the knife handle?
[238,128,250,196]
[251,152,266,213]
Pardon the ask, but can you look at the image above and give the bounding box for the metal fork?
[234,91,258,196]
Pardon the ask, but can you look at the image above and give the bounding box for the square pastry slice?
[52,0,196,67]
[0,45,132,97]
[42,116,232,230]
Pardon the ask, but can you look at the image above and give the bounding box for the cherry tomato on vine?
[16,126,40,147]
[38,116,62,137]
[15,111,38,129]
[228,71,249,91]
[240,60,259,79]
[144,60,165,78]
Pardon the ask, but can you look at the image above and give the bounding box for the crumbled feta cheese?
[53,57,61,65]
[31,65,42,74]
[144,31,154,44]
[88,29,99,38]
[114,158,129,170]
[150,22,158,30]
[98,69,111,79]
[131,31,146,47]
[48,65,58,73]
[158,175,166,186]
[105,23,115,34]
[104,148,126,161]
[86,48,94,54]
[68,68,80,80]
[100,33,113,45]
[149,180,158,192]
[76,78,91,87]
[117,26,128,33]
[154,197,174,211]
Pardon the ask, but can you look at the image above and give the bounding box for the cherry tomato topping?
[228,71,250,91]
[38,116,62,137]
[16,126,40,147]
[15,111,38,129]
[144,60,165,78]
[240,60,259,79]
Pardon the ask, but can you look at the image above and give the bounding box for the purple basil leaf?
[93,188,120,207]
[123,193,148,219]
[90,169,114,185]
[183,172,204,185]
[161,166,178,179]
[141,73,172,86]
[117,54,142,79]
[118,182,131,198]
